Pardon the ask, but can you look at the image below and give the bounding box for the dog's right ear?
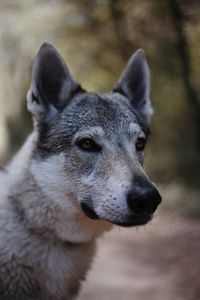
[27,43,81,122]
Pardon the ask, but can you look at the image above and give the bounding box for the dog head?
[27,43,161,228]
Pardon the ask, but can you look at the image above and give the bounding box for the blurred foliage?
[0,0,200,192]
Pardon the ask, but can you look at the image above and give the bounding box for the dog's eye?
[77,138,101,152]
[136,137,146,151]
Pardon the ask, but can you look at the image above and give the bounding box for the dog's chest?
[36,240,96,299]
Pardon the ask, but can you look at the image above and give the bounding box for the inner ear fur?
[113,49,153,124]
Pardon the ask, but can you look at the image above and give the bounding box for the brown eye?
[80,139,93,149]
[136,137,146,151]
[77,138,102,152]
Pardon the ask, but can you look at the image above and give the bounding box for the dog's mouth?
[81,202,152,226]
[81,202,100,220]
[111,214,152,227]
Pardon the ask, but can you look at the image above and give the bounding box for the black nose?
[127,182,162,215]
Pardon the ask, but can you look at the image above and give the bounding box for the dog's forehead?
[63,92,145,135]
[37,92,149,157]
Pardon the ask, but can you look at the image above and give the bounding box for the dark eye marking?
[135,137,146,151]
[76,138,102,153]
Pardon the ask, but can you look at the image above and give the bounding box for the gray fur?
[0,43,161,299]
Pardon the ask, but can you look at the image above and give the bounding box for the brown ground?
[79,212,200,300]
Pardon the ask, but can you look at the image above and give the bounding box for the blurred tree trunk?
[168,0,200,147]
[108,0,133,60]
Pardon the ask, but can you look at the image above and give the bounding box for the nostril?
[132,199,146,214]
[127,191,147,215]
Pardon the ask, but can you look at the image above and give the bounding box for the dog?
[0,43,161,300]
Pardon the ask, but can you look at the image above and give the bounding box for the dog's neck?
[6,132,112,244]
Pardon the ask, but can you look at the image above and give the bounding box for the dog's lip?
[80,202,152,226]
[81,202,100,220]
[106,214,152,227]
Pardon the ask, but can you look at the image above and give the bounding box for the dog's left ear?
[27,43,81,122]
[113,49,153,124]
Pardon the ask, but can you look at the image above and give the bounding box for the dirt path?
[79,212,200,300]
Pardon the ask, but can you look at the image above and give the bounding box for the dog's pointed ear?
[113,49,153,123]
[27,43,81,122]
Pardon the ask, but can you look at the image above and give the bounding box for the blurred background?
[0,0,199,299]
